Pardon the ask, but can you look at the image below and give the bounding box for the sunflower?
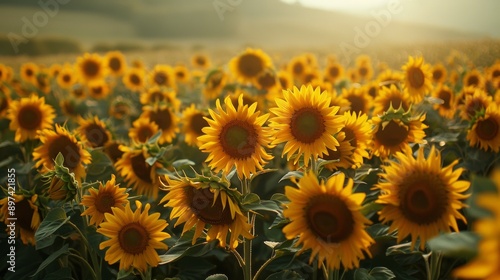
[269,85,344,166]
[355,55,373,82]
[453,168,500,279]
[123,68,146,92]
[191,53,211,70]
[20,62,39,84]
[463,69,485,89]
[87,79,111,99]
[7,94,56,142]
[60,99,81,119]
[431,63,447,84]
[160,175,253,249]
[458,87,493,121]
[339,111,372,167]
[487,61,500,82]
[49,63,62,77]
[467,102,500,152]
[109,97,134,120]
[402,56,433,103]
[229,48,273,84]
[128,117,160,144]
[0,88,11,119]
[57,64,77,89]
[150,64,176,89]
[282,172,374,270]
[0,194,41,245]
[198,94,273,179]
[76,53,106,83]
[81,174,129,226]
[373,84,411,116]
[181,104,209,147]
[104,140,125,163]
[341,87,372,116]
[363,81,380,99]
[377,69,403,89]
[301,69,322,85]
[35,70,51,94]
[254,68,280,94]
[203,69,228,100]
[319,132,355,170]
[375,145,470,250]
[371,109,428,159]
[71,86,87,100]
[329,91,351,115]
[105,51,127,77]
[139,86,181,110]
[76,116,112,148]
[173,64,190,84]
[98,200,170,272]
[33,124,92,180]
[0,63,9,82]
[287,55,310,82]
[324,61,344,84]
[115,145,162,200]
[141,104,179,144]
[432,84,456,119]
[277,70,294,91]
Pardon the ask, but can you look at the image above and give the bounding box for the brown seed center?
[219,120,257,159]
[18,104,43,130]
[118,222,149,254]
[476,118,499,141]
[290,107,326,144]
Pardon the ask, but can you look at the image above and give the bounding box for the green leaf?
[43,267,73,280]
[159,231,219,264]
[172,159,196,169]
[354,268,375,280]
[206,274,228,280]
[241,193,261,205]
[427,232,479,258]
[386,242,422,256]
[279,170,303,183]
[265,270,304,280]
[270,193,289,204]
[243,199,282,215]
[117,269,133,279]
[35,208,71,249]
[30,244,69,277]
[55,152,64,166]
[147,129,163,144]
[369,267,396,280]
[361,201,383,217]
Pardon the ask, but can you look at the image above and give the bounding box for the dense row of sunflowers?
[0,47,500,280]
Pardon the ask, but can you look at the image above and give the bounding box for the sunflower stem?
[139,266,152,280]
[242,177,253,280]
[312,259,318,280]
[252,254,275,280]
[310,156,318,175]
[430,251,443,280]
[68,252,98,280]
[68,221,101,280]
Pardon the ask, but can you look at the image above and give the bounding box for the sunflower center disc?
[137,126,154,143]
[189,187,234,225]
[15,198,36,231]
[150,108,172,130]
[95,192,116,213]
[375,120,409,147]
[409,67,425,88]
[154,72,167,85]
[48,136,81,170]
[130,153,153,184]
[467,75,479,87]
[433,70,443,81]
[307,196,354,243]
[18,105,43,130]
[220,120,257,159]
[109,58,121,71]
[291,107,326,144]
[438,90,452,109]
[238,54,263,78]
[83,61,99,77]
[329,66,339,78]
[476,118,499,140]
[85,123,109,147]
[130,74,141,85]
[400,176,448,225]
[62,74,71,83]
[119,223,149,254]
[257,72,276,89]
[191,113,208,136]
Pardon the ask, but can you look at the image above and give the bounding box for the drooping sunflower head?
[43,154,80,203]
[229,48,273,84]
[431,63,447,84]
[160,174,253,249]
[77,116,112,148]
[81,174,129,226]
[128,116,160,144]
[269,85,344,166]
[33,124,92,180]
[0,194,41,245]
[467,102,500,153]
[76,53,106,83]
[371,108,428,159]
[375,145,470,250]
[98,200,170,272]
[150,64,176,89]
[402,56,433,103]
[181,104,209,147]
[198,94,273,179]
[105,50,127,77]
[141,103,179,144]
[7,94,55,142]
[282,171,374,270]
[373,84,411,116]
[123,68,146,92]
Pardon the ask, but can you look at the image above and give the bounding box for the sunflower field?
[1,46,500,280]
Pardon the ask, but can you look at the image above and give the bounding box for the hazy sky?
[283,0,500,37]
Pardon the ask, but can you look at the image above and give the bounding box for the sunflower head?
[77,116,112,148]
[0,193,41,245]
[105,51,127,76]
[20,62,39,84]
[375,145,470,250]
[203,69,228,100]
[43,153,80,202]
[129,116,160,144]
[160,173,253,249]
[191,53,211,70]
[76,53,106,83]
[123,68,146,92]
[431,63,447,84]
[142,103,179,144]
[467,102,500,153]
[269,85,344,166]
[229,48,273,84]
[282,171,374,270]
[57,64,77,89]
[87,79,111,99]
[373,84,411,116]
[463,69,485,89]
[98,200,170,272]
[402,56,433,103]
[182,104,209,147]
[150,64,176,89]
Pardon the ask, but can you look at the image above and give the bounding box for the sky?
[282,0,500,37]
